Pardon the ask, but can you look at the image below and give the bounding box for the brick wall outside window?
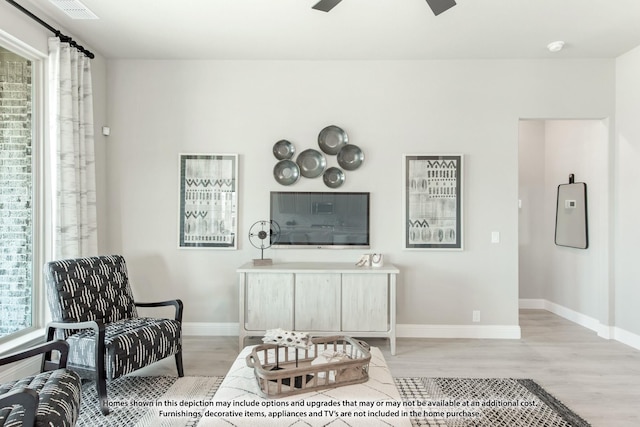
[0,49,33,338]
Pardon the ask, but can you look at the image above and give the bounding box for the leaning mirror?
[554,177,588,249]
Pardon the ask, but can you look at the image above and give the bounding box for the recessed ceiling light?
[547,41,565,53]
[49,0,98,20]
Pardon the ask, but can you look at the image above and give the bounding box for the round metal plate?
[337,144,364,171]
[323,167,345,188]
[273,159,300,185]
[318,125,348,155]
[273,139,295,160]
[296,149,326,178]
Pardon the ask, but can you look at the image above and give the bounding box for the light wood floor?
[137,309,640,427]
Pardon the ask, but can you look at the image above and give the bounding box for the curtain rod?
[5,0,95,59]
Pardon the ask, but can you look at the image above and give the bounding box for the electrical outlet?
[473,310,481,322]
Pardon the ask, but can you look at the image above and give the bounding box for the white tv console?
[237,261,399,355]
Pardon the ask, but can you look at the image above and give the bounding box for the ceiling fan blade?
[425,0,457,16]
[312,0,343,12]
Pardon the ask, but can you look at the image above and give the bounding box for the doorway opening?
[518,119,610,332]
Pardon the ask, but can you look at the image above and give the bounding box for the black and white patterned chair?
[0,340,81,427]
[44,254,184,415]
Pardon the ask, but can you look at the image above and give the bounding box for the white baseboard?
[520,298,603,333]
[182,322,521,339]
[192,304,640,348]
[397,324,521,339]
[0,358,40,384]
[183,322,240,336]
[0,329,47,383]
[518,299,547,310]
[611,327,640,351]
[519,298,640,351]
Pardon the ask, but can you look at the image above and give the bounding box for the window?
[0,41,43,343]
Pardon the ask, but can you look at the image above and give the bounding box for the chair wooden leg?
[175,351,184,377]
[93,325,109,414]
[97,370,109,415]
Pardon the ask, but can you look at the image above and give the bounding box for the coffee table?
[198,345,411,426]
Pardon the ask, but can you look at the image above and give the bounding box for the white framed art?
[403,154,463,250]
[178,153,238,249]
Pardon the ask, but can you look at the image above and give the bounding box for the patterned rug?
[78,376,223,427]
[395,378,591,427]
[78,376,589,427]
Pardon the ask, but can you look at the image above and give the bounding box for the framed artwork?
[179,154,238,249]
[403,154,463,250]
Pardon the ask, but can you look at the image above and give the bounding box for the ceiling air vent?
[48,0,98,19]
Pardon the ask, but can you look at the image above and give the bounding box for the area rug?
[395,378,591,427]
[78,376,590,427]
[78,376,223,427]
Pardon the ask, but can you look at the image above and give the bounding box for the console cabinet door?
[245,273,293,330]
[341,274,388,332]
[294,273,341,331]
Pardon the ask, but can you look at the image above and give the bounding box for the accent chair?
[43,254,184,415]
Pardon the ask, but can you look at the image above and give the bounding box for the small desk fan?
[248,220,281,266]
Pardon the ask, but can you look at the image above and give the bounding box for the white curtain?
[48,37,97,259]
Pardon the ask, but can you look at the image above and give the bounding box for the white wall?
[0,0,621,337]
[518,121,546,299]
[519,120,609,326]
[2,0,630,339]
[544,121,609,319]
[0,2,51,54]
[106,59,615,334]
[615,46,640,337]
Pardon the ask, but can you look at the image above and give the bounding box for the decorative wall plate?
[273,159,300,185]
[318,125,348,155]
[323,167,345,188]
[296,149,326,178]
[273,140,295,160]
[337,144,364,171]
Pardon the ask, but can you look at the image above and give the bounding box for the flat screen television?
[270,192,370,249]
